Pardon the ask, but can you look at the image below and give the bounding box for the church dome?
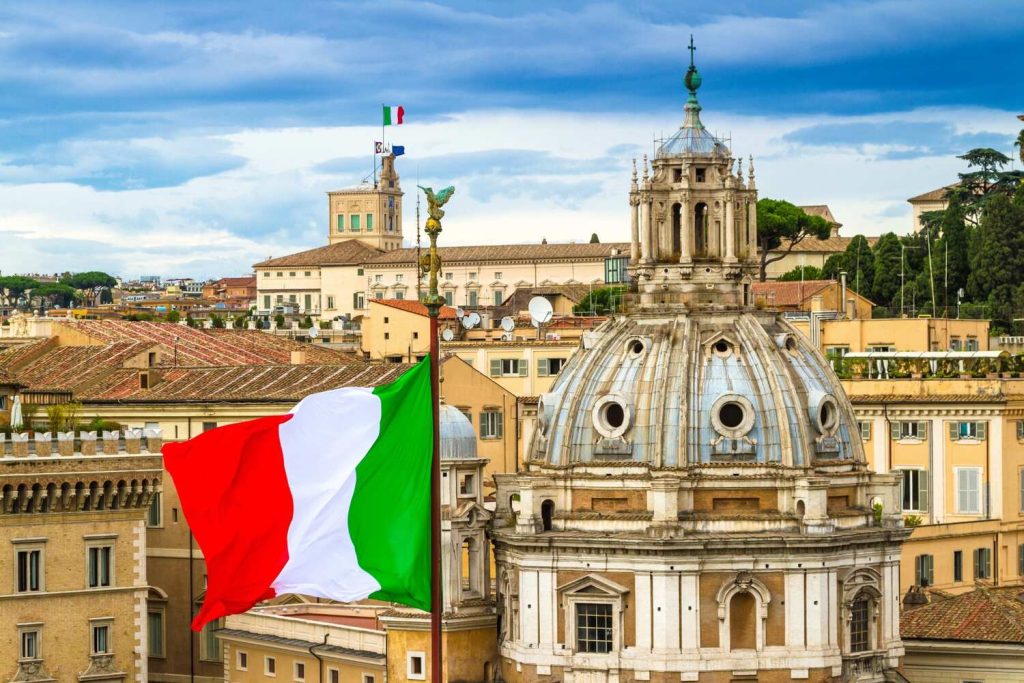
[439,403,477,461]
[531,311,863,468]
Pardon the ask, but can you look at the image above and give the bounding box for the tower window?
[695,167,707,182]
[336,215,344,232]
[351,215,361,231]
[849,595,870,652]
[575,603,613,653]
[366,214,373,231]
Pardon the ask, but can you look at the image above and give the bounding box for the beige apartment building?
[0,431,162,683]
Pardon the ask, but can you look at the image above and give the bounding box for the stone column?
[630,196,640,263]
[747,198,759,260]
[724,195,736,263]
[679,199,692,263]
[640,196,652,263]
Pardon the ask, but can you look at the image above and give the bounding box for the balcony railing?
[842,651,885,681]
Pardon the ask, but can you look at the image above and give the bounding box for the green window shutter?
[351,215,361,231]
[366,213,373,231]
[490,359,501,377]
[919,472,929,512]
[518,360,528,377]
[890,422,899,441]
[353,293,359,309]
[977,422,987,440]
[918,421,928,440]
[537,358,548,377]
[949,422,959,441]
[495,412,504,438]
[337,214,344,232]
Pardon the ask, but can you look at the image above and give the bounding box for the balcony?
[842,651,885,682]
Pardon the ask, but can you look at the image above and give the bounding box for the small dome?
[439,404,477,461]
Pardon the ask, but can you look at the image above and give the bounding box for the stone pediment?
[556,573,630,597]
[450,501,493,524]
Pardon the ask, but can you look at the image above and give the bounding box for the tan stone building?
[328,153,404,252]
[907,185,952,233]
[0,430,162,683]
[752,278,874,318]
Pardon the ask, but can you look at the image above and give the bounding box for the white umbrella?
[9,395,23,432]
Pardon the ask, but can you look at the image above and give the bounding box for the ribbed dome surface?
[439,403,478,461]
[532,311,863,468]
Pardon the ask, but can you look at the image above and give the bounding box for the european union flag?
[392,145,405,157]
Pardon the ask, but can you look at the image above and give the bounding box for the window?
[950,421,987,441]
[277,272,283,277]
[468,272,478,280]
[695,167,706,182]
[956,467,982,514]
[363,675,375,683]
[202,421,217,432]
[396,274,404,282]
[825,345,850,361]
[538,357,566,377]
[468,290,478,307]
[329,670,339,683]
[91,622,110,654]
[366,214,373,231]
[200,618,222,662]
[147,492,161,527]
[266,656,277,676]
[289,272,296,277]
[1017,421,1024,441]
[88,544,113,588]
[263,295,271,310]
[974,547,992,580]
[953,550,963,582]
[897,469,928,512]
[914,554,934,587]
[357,268,364,276]
[604,256,628,284]
[276,294,283,304]
[294,662,306,681]
[480,410,503,439]
[859,421,872,440]
[575,603,613,653]
[458,472,475,496]
[326,295,335,309]
[304,271,311,277]
[20,627,39,660]
[395,291,404,300]
[950,336,962,350]
[892,421,927,440]
[237,651,248,670]
[337,215,345,232]
[148,610,165,657]
[304,294,312,312]
[351,214,361,231]
[490,358,526,377]
[494,272,503,280]
[849,595,870,653]
[966,337,979,351]
[384,332,390,340]
[868,345,893,352]
[493,289,504,306]
[353,292,365,309]
[444,291,453,306]
[374,292,383,300]
[289,294,297,303]
[16,547,42,593]
[375,274,383,283]
[445,272,453,280]
[1019,544,1024,577]
[407,652,426,680]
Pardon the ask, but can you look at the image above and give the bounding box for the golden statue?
[417,185,456,232]
[417,185,455,308]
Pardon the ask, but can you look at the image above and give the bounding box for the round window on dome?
[711,394,755,438]
[592,394,632,439]
[627,338,646,356]
[712,338,734,358]
[816,395,839,435]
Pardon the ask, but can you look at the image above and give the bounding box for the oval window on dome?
[626,338,646,356]
[711,394,755,438]
[592,394,632,439]
[810,393,840,435]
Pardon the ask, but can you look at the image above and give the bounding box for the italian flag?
[164,360,432,630]
[383,105,405,126]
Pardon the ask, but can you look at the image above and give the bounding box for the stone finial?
[736,157,743,179]
[80,431,97,456]
[102,430,119,455]
[631,159,638,190]
[748,155,755,180]
[642,154,649,182]
[56,431,74,456]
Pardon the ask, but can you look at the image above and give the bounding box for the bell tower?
[327,153,404,251]
[628,38,759,310]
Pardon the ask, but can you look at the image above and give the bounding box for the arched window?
[850,594,870,653]
[541,499,554,532]
[461,537,481,598]
[671,202,682,257]
[694,203,708,256]
[729,592,757,650]
[796,500,806,518]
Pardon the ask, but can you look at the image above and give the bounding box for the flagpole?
[421,184,452,683]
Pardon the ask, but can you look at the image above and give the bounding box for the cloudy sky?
[1,1,1021,279]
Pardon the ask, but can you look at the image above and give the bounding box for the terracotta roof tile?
[366,242,631,266]
[901,586,1024,644]
[254,240,383,268]
[908,184,957,203]
[798,204,841,228]
[751,280,834,307]
[371,299,457,319]
[213,276,256,287]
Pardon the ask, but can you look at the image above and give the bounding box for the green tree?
[871,233,903,308]
[32,283,79,307]
[589,233,600,244]
[186,314,198,328]
[1016,128,1024,165]
[98,287,113,304]
[777,265,824,282]
[821,235,875,296]
[232,315,247,329]
[968,189,1024,324]
[274,313,286,328]
[951,148,1023,223]
[573,286,627,315]
[60,271,117,290]
[210,313,226,329]
[0,276,41,301]
[299,315,314,330]
[755,199,832,281]
[165,310,181,323]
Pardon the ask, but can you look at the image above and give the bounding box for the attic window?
[148,352,157,367]
[139,373,149,390]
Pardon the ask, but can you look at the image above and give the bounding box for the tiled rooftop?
[253,240,383,268]
[901,586,1024,644]
[370,299,457,319]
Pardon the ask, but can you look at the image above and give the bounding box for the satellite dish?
[456,307,465,319]
[500,316,515,332]
[528,296,554,328]
[308,326,319,339]
[461,315,475,330]
[468,312,481,328]
[441,328,455,342]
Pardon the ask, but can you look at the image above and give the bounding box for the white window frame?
[407,651,426,681]
[90,618,113,655]
[897,468,928,512]
[328,669,340,683]
[1017,421,1024,441]
[480,410,503,439]
[265,656,277,677]
[914,554,935,587]
[18,623,42,662]
[294,661,306,682]
[893,420,928,441]
[13,539,46,593]
[859,421,872,441]
[362,675,375,683]
[955,467,983,514]
[237,650,248,671]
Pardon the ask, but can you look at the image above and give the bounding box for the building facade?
[491,56,909,683]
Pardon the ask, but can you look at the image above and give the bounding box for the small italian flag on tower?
[163,359,432,630]
[383,105,404,126]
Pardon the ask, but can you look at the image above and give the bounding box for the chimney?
[840,271,848,318]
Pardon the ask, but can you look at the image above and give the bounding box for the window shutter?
[973,549,980,579]
[519,361,528,377]
[977,422,987,440]
[914,556,923,586]
[890,421,899,441]
[918,421,928,440]
[495,413,504,438]
[537,358,548,377]
[927,555,934,585]
[949,422,959,441]
[919,472,929,513]
[490,359,501,377]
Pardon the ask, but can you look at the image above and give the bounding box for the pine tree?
[936,197,970,309]
[871,233,902,309]
[968,189,1024,324]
